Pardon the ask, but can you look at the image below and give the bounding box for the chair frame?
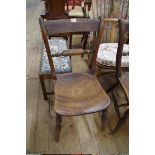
[39,17,110,141]
[109,18,129,133]
[96,18,129,78]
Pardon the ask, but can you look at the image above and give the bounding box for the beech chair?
[96,18,129,78]
[109,18,129,133]
[39,17,110,142]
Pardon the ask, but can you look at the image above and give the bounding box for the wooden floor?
[26,0,129,154]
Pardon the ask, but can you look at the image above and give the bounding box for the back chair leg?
[101,109,108,131]
[106,81,119,93]
[83,32,89,50]
[111,90,121,118]
[55,114,62,142]
[112,109,129,134]
[39,74,48,100]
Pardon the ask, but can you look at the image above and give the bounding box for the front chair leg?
[39,74,48,100]
[101,109,108,131]
[55,114,62,142]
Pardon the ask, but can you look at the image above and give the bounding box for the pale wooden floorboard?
[33,85,49,153]
[26,79,40,153]
[76,115,100,154]
[92,112,119,155]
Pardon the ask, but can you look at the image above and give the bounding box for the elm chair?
[39,17,110,142]
[109,18,129,133]
[96,18,129,79]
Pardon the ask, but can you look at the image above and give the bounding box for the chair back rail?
[116,18,129,78]
[39,17,104,79]
[44,18,100,35]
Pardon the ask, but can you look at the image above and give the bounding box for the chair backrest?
[39,17,104,79]
[42,0,67,19]
[116,18,129,78]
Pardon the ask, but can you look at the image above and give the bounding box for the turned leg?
[101,109,108,131]
[39,74,48,100]
[112,109,129,134]
[55,114,62,142]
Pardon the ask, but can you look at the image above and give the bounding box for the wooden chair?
[39,17,110,142]
[40,0,72,100]
[41,0,67,19]
[66,0,92,50]
[66,0,92,18]
[96,18,129,78]
[39,37,72,100]
[109,18,129,133]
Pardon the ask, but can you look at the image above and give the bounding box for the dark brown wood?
[42,0,66,19]
[39,17,111,141]
[112,108,129,134]
[55,114,62,142]
[118,72,129,99]
[116,19,129,78]
[44,18,100,35]
[39,74,48,100]
[101,109,108,131]
[111,18,129,133]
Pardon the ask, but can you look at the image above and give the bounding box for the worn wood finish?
[54,73,110,116]
[44,18,100,35]
[39,18,101,75]
[41,0,66,19]
[110,18,129,133]
[118,72,129,99]
[39,17,111,141]
[39,17,100,99]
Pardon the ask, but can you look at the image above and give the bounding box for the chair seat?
[118,72,129,99]
[41,38,72,73]
[54,73,110,115]
[96,43,129,67]
[68,6,84,17]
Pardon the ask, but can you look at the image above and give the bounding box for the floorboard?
[26,79,40,153]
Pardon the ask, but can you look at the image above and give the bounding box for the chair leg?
[69,33,72,49]
[82,32,89,50]
[112,109,129,134]
[106,81,119,93]
[101,109,108,131]
[39,74,48,100]
[111,90,121,118]
[55,114,62,142]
